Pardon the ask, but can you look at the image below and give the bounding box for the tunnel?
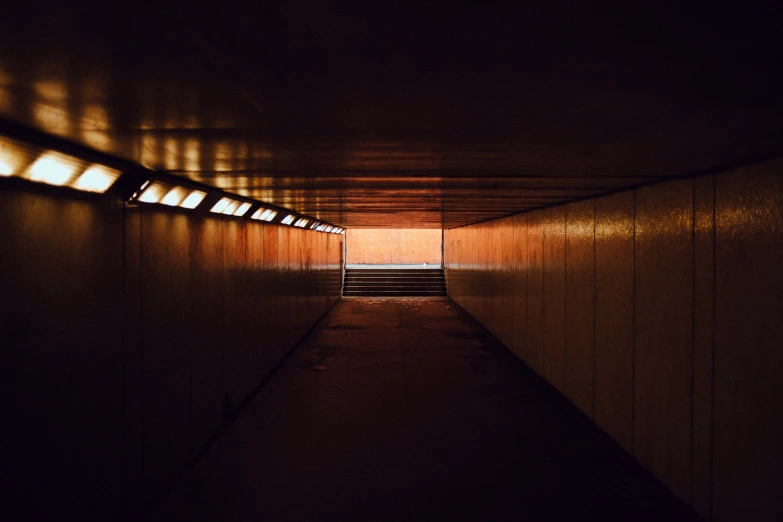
[1,2,781,521]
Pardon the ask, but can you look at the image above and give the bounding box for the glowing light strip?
[211,197,252,216]
[0,136,120,193]
[0,133,340,227]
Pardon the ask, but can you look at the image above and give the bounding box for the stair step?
[344,291,447,297]
[343,267,447,297]
[345,283,446,287]
[346,271,442,275]
[345,281,446,287]
[344,280,445,284]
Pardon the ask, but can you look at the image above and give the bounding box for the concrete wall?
[444,159,783,522]
[346,228,442,264]
[0,186,343,521]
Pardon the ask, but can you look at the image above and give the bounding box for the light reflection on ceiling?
[0,3,782,227]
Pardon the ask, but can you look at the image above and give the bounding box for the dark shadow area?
[150,297,699,522]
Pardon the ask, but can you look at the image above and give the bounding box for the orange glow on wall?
[347,229,441,265]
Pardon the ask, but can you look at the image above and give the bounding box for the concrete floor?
[150,298,699,522]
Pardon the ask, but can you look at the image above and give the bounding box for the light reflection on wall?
[140,134,159,167]
[213,174,233,189]
[717,172,783,235]
[235,141,248,171]
[164,137,180,171]
[214,141,232,171]
[33,81,71,136]
[595,212,634,239]
[634,205,693,236]
[184,139,200,171]
[234,176,249,195]
[0,138,29,176]
[566,213,595,238]
[80,104,111,150]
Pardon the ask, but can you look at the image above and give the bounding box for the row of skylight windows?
[1,134,346,234]
[1,136,121,194]
[137,181,208,209]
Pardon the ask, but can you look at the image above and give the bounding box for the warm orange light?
[180,190,207,209]
[161,187,188,206]
[234,202,252,217]
[138,182,168,203]
[0,160,12,176]
[27,153,78,186]
[1,137,121,194]
[211,198,253,216]
[223,200,240,215]
[0,140,22,176]
[251,208,278,221]
[72,165,120,193]
[211,197,231,213]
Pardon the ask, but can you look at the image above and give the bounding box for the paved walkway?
[150,298,698,522]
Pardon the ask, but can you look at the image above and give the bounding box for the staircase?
[343,267,447,297]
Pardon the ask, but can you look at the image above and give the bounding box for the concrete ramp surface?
[150,298,697,522]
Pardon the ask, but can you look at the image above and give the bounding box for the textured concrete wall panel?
[510,213,528,361]
[526,211,545,376]
[714,162,783,522]
[0,189,125,520]
[634,180,693,501]
[692,175,715,520]
[565,199,595,417]
[444,163,782,521]
[594,191,634,454]
[188,217,225,453]
[0,185,342,520]
[542,206,567,392]
[140,210,193,495]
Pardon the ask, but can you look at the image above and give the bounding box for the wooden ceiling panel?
[1,2,781,227]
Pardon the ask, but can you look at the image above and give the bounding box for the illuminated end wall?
[346,228,442,265]
[444,159,783,522]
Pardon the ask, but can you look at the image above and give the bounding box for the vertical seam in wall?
[592,199,597,417]
[541,216,545,374]
[564,206,568,395]
[525,215,529,365]
[690,177,696,505]
[220,221,226,412]
[710,174,716,521]
[121,203,128,507]
[138,207,146,488]
[542,213,547,377]
[632,189,636,455]
[187,222,193,456]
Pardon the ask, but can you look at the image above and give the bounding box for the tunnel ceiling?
[1,2,782,228]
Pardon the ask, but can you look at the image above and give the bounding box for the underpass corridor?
[2,3,782,521]
[150,298,696,522]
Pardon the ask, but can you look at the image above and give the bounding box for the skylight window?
[251,208,278,222]
[211,197,252,216]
